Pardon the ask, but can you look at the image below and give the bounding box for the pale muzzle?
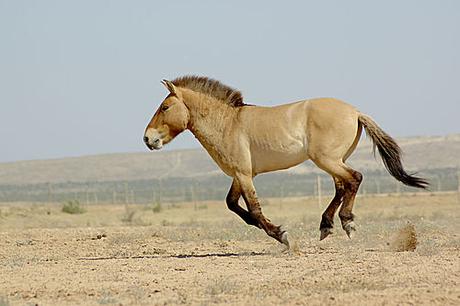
[143,128,163,150]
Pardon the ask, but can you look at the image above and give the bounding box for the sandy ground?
[0,194,459,305]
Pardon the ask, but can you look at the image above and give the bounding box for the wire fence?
[0,168,459,205]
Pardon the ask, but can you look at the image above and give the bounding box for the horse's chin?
[146,143,163,151]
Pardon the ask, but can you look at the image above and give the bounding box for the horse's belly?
[252,142,309,175]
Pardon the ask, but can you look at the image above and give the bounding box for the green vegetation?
[195,203,208,210]
[62,200,85,214]
[152,202,162,213]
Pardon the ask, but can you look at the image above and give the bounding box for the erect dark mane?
[172,75,245,107]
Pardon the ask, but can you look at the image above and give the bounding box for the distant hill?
[0,134,459,186]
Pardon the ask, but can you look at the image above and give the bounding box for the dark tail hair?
[358,114,428,189]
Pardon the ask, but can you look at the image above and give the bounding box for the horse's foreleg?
[226,180,260,228]
[236,174,289,247]
[319,178,345,240]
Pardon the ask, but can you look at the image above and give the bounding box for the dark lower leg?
[238,176,288,245]
[244,194,285,242]
[320,179,344,229]
[226,181,260,228]
[338,171,362,237]
[319,179,345,240]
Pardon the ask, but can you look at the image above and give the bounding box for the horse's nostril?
[143,136,149,143]
[153,138,160,145]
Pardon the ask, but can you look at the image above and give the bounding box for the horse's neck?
[183,91,237,155]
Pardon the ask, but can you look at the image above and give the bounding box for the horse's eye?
[161,105,169,112]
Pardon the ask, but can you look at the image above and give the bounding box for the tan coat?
[144,76,427,247]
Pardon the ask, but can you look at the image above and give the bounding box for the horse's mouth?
[145,138,163,151]
[146,142,163,151]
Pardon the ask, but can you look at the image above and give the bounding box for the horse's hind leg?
[338,169,362,238]
[236,174,289,247]
[311,158,362,239]
[226,180,260,228]
[319,178,345,240]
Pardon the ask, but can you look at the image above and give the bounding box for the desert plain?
[0,193,459,305]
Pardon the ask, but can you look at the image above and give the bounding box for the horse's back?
[238,100,310,174]
[237,98,360,175]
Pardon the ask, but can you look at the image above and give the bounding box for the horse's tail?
[358,113,428,189]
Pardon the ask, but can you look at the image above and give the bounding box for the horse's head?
[143,80,190,150]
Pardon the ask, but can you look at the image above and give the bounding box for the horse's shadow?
[78,251,266,261]
[168,251,266,259]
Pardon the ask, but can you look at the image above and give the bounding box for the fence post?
[317,175,322,209]
[457,168,460,204]
[47,182,53,203]
[158,179,162,204]
[192,185,197,210]
[435,175,442,192]
[124,182,129,204]
[130,190,135,204]
[279,182,284,209]
[85,184,90,205]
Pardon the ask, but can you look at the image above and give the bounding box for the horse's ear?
[161,79,177,95]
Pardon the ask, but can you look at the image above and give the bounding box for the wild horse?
[144,76,428,247]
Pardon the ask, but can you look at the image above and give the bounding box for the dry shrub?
[120,207,136,223]
[388,222,417,252]
[62,200,85,214]
[205,277,239,296]
[152,202,162,213]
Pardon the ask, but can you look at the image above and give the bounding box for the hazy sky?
[1,1,459,162]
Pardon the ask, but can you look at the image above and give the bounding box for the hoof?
[320,227,333,241]
[343,221,356,239]
[281,232,290,248]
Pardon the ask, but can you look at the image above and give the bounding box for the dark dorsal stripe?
[172,75,245,107]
